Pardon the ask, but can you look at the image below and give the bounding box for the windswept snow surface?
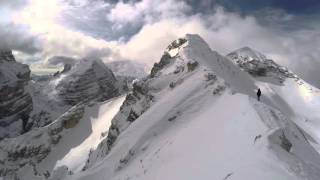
[19,96,125,176]
[226,46,320,152]
[69,78,320,180]
[228,47,267,62]
[54,96,126,172]
[183,34,258,97]
[41,96,125,172]
[257,78,320,146]
[61,34,320,180]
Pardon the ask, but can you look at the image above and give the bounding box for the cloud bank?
[0,1,41,54]
[3,0,320,87]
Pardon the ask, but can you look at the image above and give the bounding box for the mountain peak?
[55,58,119,105]
[227,46,267,62]
[227,46,296,84]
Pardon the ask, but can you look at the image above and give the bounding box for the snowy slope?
[55,34,320,180]
[54,96,126,173]
[72,94,320,180]
[0,96,125,179]
[227,47,320,153]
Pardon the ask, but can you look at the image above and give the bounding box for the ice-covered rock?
[0,50,33,139]
[227,46,267,62]
[227,47,297,84]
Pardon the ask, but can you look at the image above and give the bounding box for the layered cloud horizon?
[1,0,320,86]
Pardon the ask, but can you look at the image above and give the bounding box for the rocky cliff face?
[227,47,297,84]
[82,41,185,169]
[0,58,129,179]
[0,103,85,178]
[56,59,120,105]
[0,50,32,139]
[82,36,225,169]
[83,78,154,169]
[27,58,124,130]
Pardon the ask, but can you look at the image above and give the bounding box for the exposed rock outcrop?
[83,48,180,170]
[56,59,120,105]
[83,77,153,170]
[0,50,33,139]
[27,57,123,130]
[83,36,224,170]
[227,47,297,84]
[0,103,85,178]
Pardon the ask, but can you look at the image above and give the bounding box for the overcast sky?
[1,0,320,87]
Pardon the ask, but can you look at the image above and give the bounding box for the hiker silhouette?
[257,88,261,101]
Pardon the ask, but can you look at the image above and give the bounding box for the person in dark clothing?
[257,88,261,101]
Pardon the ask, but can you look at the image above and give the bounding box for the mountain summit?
[56,58,120,105]
[227,46,296,84]
[227,46,267,62]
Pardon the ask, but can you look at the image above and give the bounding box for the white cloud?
[116,5,320,86]
[0,0,41,53]
[12,0,119,62]
[107,1,144,24]
[6,0,320,87]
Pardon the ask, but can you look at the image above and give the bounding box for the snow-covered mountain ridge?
[2,34,320,180]
[61,34,320,180]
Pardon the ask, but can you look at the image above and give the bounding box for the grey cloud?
[59,0,191,41]
[0,23,42,54]
[0,0,41,54]
[84,47,113,60]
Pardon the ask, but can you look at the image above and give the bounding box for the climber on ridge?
[257,88,262,101]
